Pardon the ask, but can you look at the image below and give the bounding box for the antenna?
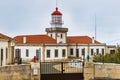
[56,0,58,7]
[95,14,97,40]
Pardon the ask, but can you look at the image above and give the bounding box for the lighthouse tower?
[46,7,68,44]
[51,7,63,27]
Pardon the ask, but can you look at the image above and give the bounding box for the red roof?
[14,35,101,44]
[67,36,101,44]
[0,33,12,40]
[52,7,62,15]
[14,35,57,44]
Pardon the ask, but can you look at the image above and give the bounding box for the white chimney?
[23,36,26,44]
[92,37,95,44]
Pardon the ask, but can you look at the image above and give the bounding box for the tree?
[93,48,120,63]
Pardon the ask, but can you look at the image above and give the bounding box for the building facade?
[106,45,116,54]
[14,7,106,62]
[0,33,15,66]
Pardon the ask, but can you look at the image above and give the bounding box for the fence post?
[61,62,65,74]
[40,62,41,80]
[93,63,95,80]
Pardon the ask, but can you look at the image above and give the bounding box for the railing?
[40,62,83,74]
[46,27,68,32]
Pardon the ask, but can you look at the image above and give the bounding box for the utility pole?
[95,14,97,40]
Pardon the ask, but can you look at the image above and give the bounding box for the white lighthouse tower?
[46,7,68,44]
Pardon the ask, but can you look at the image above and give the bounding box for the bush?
[93,48,120,63]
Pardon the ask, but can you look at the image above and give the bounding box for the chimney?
[92,37,95,44]
[23,36,26,44]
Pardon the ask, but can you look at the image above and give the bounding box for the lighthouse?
[51,7,63,27]
[46,7,68,44]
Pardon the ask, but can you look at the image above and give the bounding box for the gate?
[40,62,84,80]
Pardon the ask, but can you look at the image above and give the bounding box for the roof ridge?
[0,33,12,39]
[67,35,89,37]
[14,34,47,37]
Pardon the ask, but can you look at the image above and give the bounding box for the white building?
[0,33,15,66]
[106,45,116,54]
[14,7,106,62]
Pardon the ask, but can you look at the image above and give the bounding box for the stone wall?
[0,64,31,80]
[94,63,120,79]
[84,62,94,80]
[84,62,120,80]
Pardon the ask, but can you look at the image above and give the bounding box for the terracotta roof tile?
[14,35,101,44]
[14,34,57,44]
[67,36,101,44]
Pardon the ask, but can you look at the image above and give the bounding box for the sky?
[0,0,120,45]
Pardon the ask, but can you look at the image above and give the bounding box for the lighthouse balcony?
[50,20,64,25]
[46,27,68,32]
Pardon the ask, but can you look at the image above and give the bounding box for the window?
[15,49,21,58]
[53,16,56,21]
[82,48,85,56]
[96,49,99,54]
[102,48,104,55]
[91,49,94,56]
[76,49,79,54]
[57,16,61,21]
[47,50,50,58]
[55,49,58,57]
[110,50,115,54]
[62,49,66,57]
[36,49,39,59]
[70,48,73,55]
[6,48,8,59]
[1,49,3,61]
[36,49,39,54]
[52,15,62,23]
[76,49,79,57]
[60,34,63,38]
[26,49,29,57]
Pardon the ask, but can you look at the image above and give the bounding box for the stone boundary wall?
[84,62,94,80]
[94,63,120,79]
[84,62,120,80]
[0,64,31,80]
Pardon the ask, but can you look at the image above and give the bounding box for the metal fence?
[40,62,84,80]
[40,62,83,74]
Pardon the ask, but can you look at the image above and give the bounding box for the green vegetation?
[93,48,120,63]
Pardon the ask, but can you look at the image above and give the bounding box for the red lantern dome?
[51,7,62,15]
